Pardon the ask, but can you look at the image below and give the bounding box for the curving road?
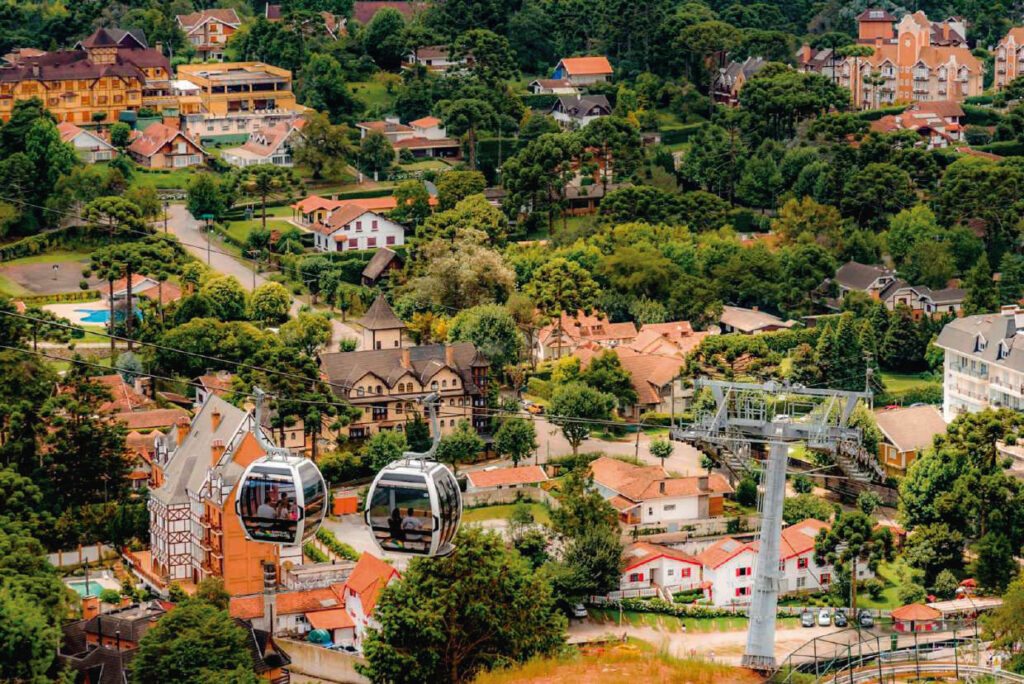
[163,204,360,351]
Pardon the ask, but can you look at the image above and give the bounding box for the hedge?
[0,225,122,263]
[875,385,942,406]
[546,452,601,473]
[616,597,746,618]
[521,93,559,110]
[22,290,100,306]
[303,543,329,563]
[526,377,552,399]
[316,527,360,561]
[976,140,1024,157]
[961,104,1004,126]
[965,94,997,105]
[659,123,703,146]
[854,105,906,121]
[638,412,674,426]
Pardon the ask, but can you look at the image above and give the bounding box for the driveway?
[164,204,360,351]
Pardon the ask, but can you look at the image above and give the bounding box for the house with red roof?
[536,310,638,361]
[994,27,1024,90]
[222,117,304,167]
[403,45,469,75]
[588,456,732,527]
[310,203,406,253]
[574,345,688,421]
[176,9,241,61]
[553,56,614,86]
[127,121,205,169]
[465,465,547,492]
[356,115,461,160]
[57,122,116,163]
[615,541,703,600]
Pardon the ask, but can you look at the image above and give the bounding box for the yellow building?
[0,28,172,124]
[175,62,306,139]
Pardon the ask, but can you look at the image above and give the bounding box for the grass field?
[590,608,799,633]
[224,218,295,245]
[399,159,453,171]
[0,272,27,296]
[2,250,92,265]
[350,79,397,112]
[462,502,551,527]
[857,560,906,610]
[130,167,199,190]
[879,372,940,393]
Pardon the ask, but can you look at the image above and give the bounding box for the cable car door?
[367,474,434,554]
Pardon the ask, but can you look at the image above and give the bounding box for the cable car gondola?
[236,389,327,546]
[365,393,462,557]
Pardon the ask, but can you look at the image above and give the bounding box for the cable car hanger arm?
[401,392,441,463]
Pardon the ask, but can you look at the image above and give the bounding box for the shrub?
[316,527,360,561]
[638,412,673,426]
[735,477,758,508]
[99,589,121,604]
[864,578,886,600]
[303,543,328,563]
[526,377,552,399]
[79,280,89,290]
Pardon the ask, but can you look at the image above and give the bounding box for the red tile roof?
[466,465,547,489]
[177,9,241,30]
[306,608,355,630]
[230,588,343,620]
[229,595,263,620]
[291,195,345,214]
[589,457,733,502]
[623,541,700,572]
[410,116,441,128]
[113,408,190,431]
[346,553,400,615]
[558,56,613,76]
[891,603,941,621]
[780,519,829,560]
[85,375,155,413]
[392,136,459,149]
[694,537,754,569]
[128,122,203,159]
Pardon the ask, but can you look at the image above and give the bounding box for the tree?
[857,490,882,516]
[110,122,131,148]
[841,163,915,231]
[390,180,432,229]
[133,600,255,683]
[448,304,519,370]
[298,53,362,124]
[441,98,496,171]
[735,477,758,508]
[361,431,408,472]
[0,587,59,682]
[501,132,579,233]
[550,527,623,603]
[196,577,231,610]
[983,572,1024,668]
[887,205,942,266]
[548,468,619,538]
[453,29,518,86]
[880,304,926,372]
[676,21,741,115]
[405,413,432,452]
[526,258,598,359]
[82,195,148,233]
[436,170,487,211]
[650,438,673,468]
[1000,253,1024,306]
[815,510,894,613]
[279,313,333,356]
[971,531,1017,594]
[436,421,484,474]
[200,276,249,322]
[548,382,616,456]
[739,68,848,139]
[903,523,965,586]
[420,194,507,246]
[963,252,999,315]
[791,474,813,494]
[359,527,565,684]
[783,493,833,525]
[186,174,227,220]
[359,131,395,179]
[737,151,783,210]
[238,166,301,230]
[247,282,291,326]
[494,417,537,467]
[293,113,355,181]
[580,349,638,406]
[361,8,408,70]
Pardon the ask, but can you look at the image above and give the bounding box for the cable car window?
[368,483,432,554]
[298,462,325,527]
[239,472,299,543]
[434,472,451,538]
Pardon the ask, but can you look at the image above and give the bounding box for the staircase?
[828,440,885,483]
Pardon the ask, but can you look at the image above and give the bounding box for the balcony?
[990,376,1024,397]
[947,364,987,380]
[199,515,210,528]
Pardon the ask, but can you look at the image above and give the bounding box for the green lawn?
[590,608,798,632]
[130,167,200,190]
[857,560,906,610]
[0,273,28,296]
[879,372,940,393]
[462,502,551,526]
[400,159,452,171]
[224,218,295,245]
[349,79,397,112]
[4,250,92,266]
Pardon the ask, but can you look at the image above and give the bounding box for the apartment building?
[134,395,302,596]
[320,339,490,441]
[935,306,1024,421]
[176,9,241,61]
[830,11,982,108]
[176,62,306,139]
[0,27,172,124]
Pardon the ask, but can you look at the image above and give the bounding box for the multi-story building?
[0,27,172,124]
[128,121,206,169]
[176,9,241,61]
[825,260,965,318]
[830,11,981,108]
[310,204,406,253]
[321,333,490,441]
[353,295,407,350]
[935,306,1024,421]
[994,28,1024,90]
[176,62,306,140]
[135,394,302,596]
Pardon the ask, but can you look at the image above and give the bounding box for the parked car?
[834,610,848,627]
[571,603,587,619]
[801,610,815,627]
[858,609,874,628]
[818,607,832,626]
[527,403,545,415]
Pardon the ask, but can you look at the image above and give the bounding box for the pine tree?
[880,304,924,372]
[814,319,838,385]
[963,252,999,315]
[832,314,865,390]
[999,252,1024,306]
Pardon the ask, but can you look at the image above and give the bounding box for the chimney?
[698,475,709,491]
[32,64,39,78]
[261,561,277,635]
[82,595,101,620]
[115,630,121,651]
[942,23,949,41]
[401,348,412,370]
[120,596,131,608]
[155,40,164,55]
[445,345,455,367]
[211,439,225,466]
[1001,305,1017,317]
[211,408,222,432]
[176,418,189,446]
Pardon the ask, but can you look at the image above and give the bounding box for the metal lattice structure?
[673,379,873,670]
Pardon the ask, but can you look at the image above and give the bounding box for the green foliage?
[0,587,60,682]
[436,421,485,473]
[580,349,638,406]
[199,276,249,322]
[494,417,538,467]
[247,282,291,326]
[735,478,758,508]
[361,431,408,473]
[791,474,813,494]
[186,174,228,220]
[897,581,927,606]
[782,493,832,525]
[316,527,360,561]
[304,543,329,563]
[650,438,673,465]
[448,304,520,370]
[548,382,616,455]
[972,531,1017,594]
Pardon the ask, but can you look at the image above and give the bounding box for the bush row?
[315,527,360,561]
[875,384,943,406]
[961,104,1004,126]
[976,140,1024,157]
[854,105,907,121]
[616,597,745,618]
[303,543,329,563]
[659,123,703,145]
[22,290,100,306]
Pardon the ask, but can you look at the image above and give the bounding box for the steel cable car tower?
[673,379,875,670]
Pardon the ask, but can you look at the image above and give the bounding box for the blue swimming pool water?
[68,580,103,597]
[75,309,110,324]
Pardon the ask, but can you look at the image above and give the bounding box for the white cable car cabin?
[235,389,328,546]
[364,393,462,557]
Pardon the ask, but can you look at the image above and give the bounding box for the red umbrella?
[960,578,977,587]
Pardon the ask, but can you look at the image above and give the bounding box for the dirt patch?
[0,259,103,295]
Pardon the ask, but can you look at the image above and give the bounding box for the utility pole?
[201,214,214,265]
[163,201,169,234]
[246,248,260,290]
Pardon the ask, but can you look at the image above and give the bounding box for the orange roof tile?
[694,537,754,569]
[780,519,830,559]
[409,116,441,128]
[113,408,189,431]
[276,588,343,615]
[345,553,400,615]
[623,541,700,572]
[229,595,264,620]
[558,56,613,76]
[891,603,941,621]
[466,465,547,489]
[290,195,345,214]
[306,608,355,630]
[589,457,733,502]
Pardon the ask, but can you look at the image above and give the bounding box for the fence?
[277,637,370,684]
[48,543,115,568]
[462,484,559,508]
[626,514,761,544]
[22,290,100,306]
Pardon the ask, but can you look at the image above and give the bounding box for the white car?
[818,607,832,626]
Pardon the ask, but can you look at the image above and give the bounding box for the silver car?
[818,607,832,626]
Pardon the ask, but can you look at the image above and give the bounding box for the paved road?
[164,204,360,351]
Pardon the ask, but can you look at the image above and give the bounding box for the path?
[164,205,360,351]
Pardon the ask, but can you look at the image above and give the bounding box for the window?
[735,587,751,597]
[386,235,396,245]
[628,572,643,582]
[357,388,365,397]
[376,385,382,394]
[648,507,653,516]
[348,239,358,249]
[452,379,458,387]
[372,220,378,231]
[442,380,447,388]
[680,568,691,578]
[449,419,455,426]
[736,567,751,577]
[367,237,377,248]
[355,221,362,232]
[431,381,438,390]
[796,577,806,588]
[664,504,676,512]
[820,573,831,584]
[779,560,785,572]
[797,558,808,569]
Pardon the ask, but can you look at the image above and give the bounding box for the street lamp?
[163,201,169,233]
[201,214,215,265]
[52,263,59,281]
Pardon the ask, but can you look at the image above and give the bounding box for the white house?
[339,553,401,649]
[550,95,612,129]
[529,78,579,95]
[615,542,704,600]
[57,122,116,163]
[311,204,406,253]
[693,537,760,606]
[552,56,614,85]
[403,45,468,75]
[221,118,303,167]
[589,456,732,529]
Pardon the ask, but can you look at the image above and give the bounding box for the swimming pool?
[67,580,104,597]
[75,309,110,324]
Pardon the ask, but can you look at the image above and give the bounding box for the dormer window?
[998,341,1010,360]
[357,387,365,396]
[975,334,987,353]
